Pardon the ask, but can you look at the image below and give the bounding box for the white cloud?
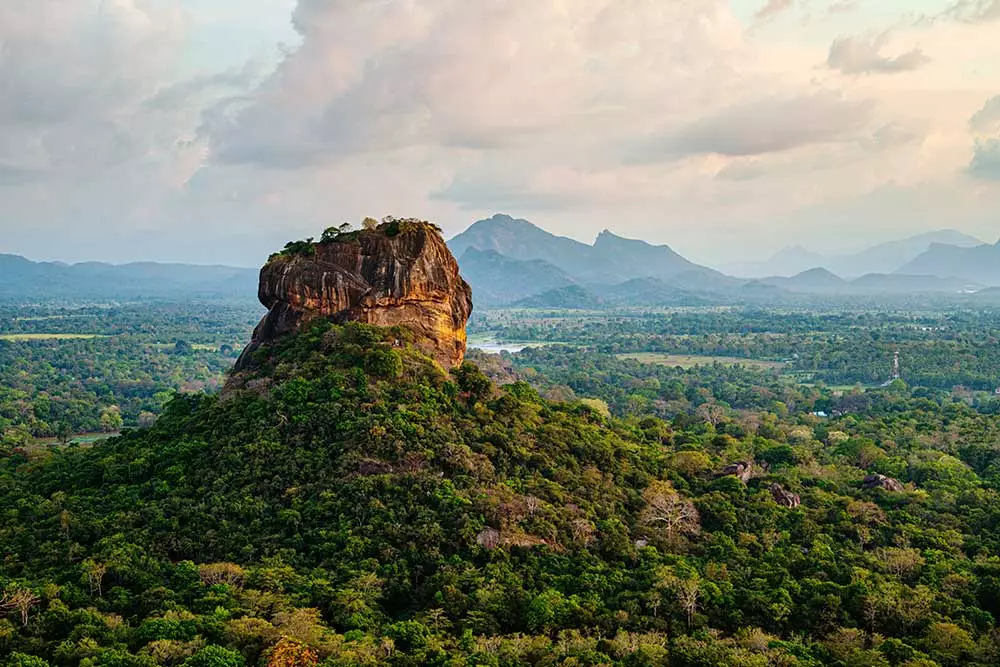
[827,34,930,75]
[1,0,1000,266]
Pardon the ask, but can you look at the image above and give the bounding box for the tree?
[183,645,246,667]
[55,421,73,445]
[99,406,123,433]
[362,217,379,230]
[1,586,40,627]
[639,481,700,543]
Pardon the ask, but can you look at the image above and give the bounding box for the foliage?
[4,312,1000,665]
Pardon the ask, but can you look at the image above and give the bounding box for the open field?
[0,333,104,341]
[617,352,787,370]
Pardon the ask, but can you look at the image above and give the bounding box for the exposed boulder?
[770,483,801,508]
[236,219,473,371]
[717,461,756,484]
[861,473,904,492]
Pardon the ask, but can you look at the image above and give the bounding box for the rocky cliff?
[236,219,473,371]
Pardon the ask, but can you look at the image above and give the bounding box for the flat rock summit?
[236,218,473,370]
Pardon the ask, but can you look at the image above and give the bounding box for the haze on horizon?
[1,0,998,269]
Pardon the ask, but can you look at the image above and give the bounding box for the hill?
[755,268,848,293]
[5,320,1000,664]
[0,254,258,302]
[897,241,1000,286]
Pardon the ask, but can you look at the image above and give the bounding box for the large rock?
[861,473,904,492]
[770,483,801,508]
[236,219,473,371]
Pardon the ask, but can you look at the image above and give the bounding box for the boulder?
[717,461,755,484]
[861,473,904,492]
[770,483,801,508]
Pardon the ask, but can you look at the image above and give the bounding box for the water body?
[469,341,529,354]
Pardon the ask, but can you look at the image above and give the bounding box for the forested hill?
[3,321,1000,665]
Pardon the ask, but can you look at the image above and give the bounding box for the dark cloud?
[647,93,873,159]
[827,35,930,75]
[969,140,1000,179]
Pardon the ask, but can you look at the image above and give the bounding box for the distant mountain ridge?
[449,214,724,286]
[0,254,258,301]
[724,229,985,278]
[898,241,1000,285]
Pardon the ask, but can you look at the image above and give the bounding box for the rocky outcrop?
[717,461,758,484]
[861,474,904,492]
[236,219,473,371]
[770,483,801,508]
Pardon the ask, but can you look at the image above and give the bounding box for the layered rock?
[236,220,473,371]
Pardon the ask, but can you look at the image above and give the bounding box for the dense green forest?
[0,304,260,443]
[473,309,1000,390]
[4,318,1000,666]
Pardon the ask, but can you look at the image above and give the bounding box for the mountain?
[723,230,984,278]
[0,253,258,302]
[449,214,723,286]
[828,230,985,277]
[457,248,577,306]
[897,241,1000,286]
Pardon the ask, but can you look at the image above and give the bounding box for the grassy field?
[0,333,104,341]
[617,352,787,370]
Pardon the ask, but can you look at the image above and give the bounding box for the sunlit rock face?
[236,220,473,371]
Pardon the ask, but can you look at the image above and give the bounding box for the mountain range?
[450,214,996,306]
[1,215,996,306]
[0,254,258,302]
[723,229,985,278]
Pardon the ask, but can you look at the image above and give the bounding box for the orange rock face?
[236,221,473,370]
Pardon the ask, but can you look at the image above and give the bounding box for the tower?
[892,349,900,381]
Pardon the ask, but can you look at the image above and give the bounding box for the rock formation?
[861,473,904,492]
[717,461,756,484]
[236,219,473,371]
[770,483,801,508]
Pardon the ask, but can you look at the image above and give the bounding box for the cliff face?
[237,221,473,370]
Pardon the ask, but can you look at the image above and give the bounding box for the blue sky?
[0,0,997,266]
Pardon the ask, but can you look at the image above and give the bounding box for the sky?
[1,0,998,268]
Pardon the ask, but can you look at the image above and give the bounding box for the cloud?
[827,35,930,75]
[206,0,752,169]
[0,0,188,179]
[755,0,794,20]
[648,92,874,159]
[945,0,1000,23]
[968,141,1000,179]
[970,95,1000,134]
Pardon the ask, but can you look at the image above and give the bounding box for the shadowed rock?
[717,461,756,484]
[770,483,801,508]
[236,219,473,371]
[861,473,904,492]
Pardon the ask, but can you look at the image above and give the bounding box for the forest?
[3,305,1000,666]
